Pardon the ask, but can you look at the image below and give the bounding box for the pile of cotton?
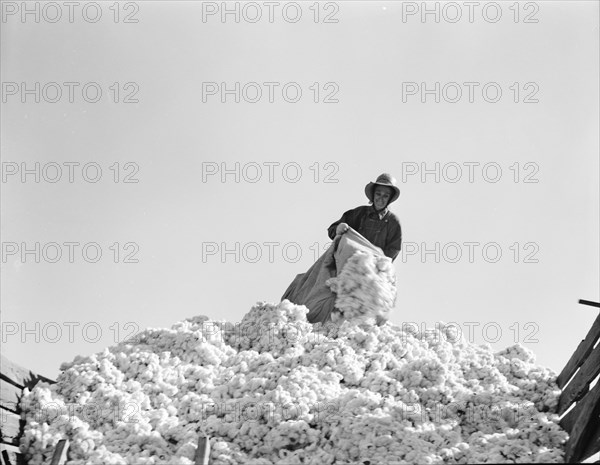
[327,251,396,324]
[18,256,568,464]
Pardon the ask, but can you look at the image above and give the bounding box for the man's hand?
[336,223,349,236]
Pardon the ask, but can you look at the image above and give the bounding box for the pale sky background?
[1,1,599,382]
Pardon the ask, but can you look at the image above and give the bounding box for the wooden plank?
[560,396,584,434]
[560,406,577,434]
[0,382,21,413]
[0,355,54,390]
[580,418,600,462]
[557,312,600,389]
[0,409,21,446]
[565,380,600,462]
[194,435,210,465]
[49,439,68,465]
[561,382,599,433]
[1,443,22,465]
[558,343,600,415]
[0,355,33,389]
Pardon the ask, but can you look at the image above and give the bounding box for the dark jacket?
[327,205,402,261]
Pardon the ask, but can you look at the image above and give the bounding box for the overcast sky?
[1,1,598,379]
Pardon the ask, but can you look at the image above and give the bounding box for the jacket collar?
[369,205,389,220]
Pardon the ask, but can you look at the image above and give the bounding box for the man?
[328,173,402,261]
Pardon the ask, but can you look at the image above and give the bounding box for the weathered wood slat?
[0,355,54,390]
[557,312,600,389]
[580,418,600,462]
[564,380,600,463]
[558,343,600,415]
[49,439,69,465]
[0,355,33,389]
[0,382,21,413]
[560,381,599,436]
[194,436,210,465]
[575,384,590,403]
[0,409,21,446]
[1,355,57,465]
[1,443,22,465]
[560,396,583,434]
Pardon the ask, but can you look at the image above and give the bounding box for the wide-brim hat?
[365,173,401,204]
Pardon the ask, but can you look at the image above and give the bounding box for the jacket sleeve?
[327,207,362,240]
[384,218,402,262]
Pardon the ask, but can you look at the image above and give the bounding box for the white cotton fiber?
[19,295,567,464]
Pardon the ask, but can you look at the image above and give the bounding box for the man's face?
[373,186,393,210]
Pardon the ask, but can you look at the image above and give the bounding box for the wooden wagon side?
[0,354,55,465]
[557,299,600,463]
